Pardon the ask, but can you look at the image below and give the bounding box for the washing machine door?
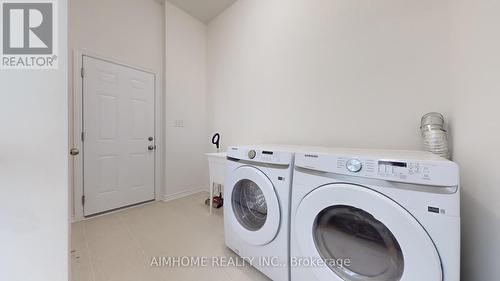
[227,166,281,246]
[294,183,442,281]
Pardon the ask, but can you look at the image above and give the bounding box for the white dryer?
[225,145,295,281]
[291,148,460,281]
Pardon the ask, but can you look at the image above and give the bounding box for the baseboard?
[162,187,207,202]
[70,188,208,223]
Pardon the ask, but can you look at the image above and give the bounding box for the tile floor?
[71,192,270,281]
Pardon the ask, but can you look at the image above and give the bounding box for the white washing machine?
[224,145,295,281]
[291,148,460,281]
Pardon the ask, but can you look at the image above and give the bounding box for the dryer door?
[294,183,442,281]
[227,166,281,246]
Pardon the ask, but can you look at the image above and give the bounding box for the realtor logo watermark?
[1,0,58,69]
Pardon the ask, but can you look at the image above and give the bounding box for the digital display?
[262,151,274,155]
[379,161,407,167]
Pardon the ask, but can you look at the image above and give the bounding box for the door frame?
[71,49,164,221]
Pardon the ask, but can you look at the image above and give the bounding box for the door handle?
[70,148,80,156]
[148,145,156,151]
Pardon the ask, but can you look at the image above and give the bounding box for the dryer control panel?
[377,160,432,182]
[296,151,459,187]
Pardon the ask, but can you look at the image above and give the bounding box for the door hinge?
[81,132,85,142]
[81,67,85,78]
[81,195,85,206]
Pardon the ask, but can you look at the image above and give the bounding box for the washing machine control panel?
[257,150,280,162]
[228,146,293,166]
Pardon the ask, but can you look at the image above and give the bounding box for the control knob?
[346,159,363,173]
[248,150,256,159]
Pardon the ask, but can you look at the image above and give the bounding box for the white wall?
[207,1,500,279]
[69,0,165,212]
[164,2,209,199]
[0,1,69,280]
[70,0,164,74]
[207,0,452,150]
[451,1,500,279]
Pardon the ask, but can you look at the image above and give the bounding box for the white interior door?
[83,56,155,216]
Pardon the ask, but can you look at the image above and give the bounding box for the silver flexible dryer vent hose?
[420,112,450,159]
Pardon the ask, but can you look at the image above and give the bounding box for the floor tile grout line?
[81,222,98,281]
[116,212,149,257]
[117,208,170,281]
[71,194,265,281]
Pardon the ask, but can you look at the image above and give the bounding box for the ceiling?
[167,0,237,23]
